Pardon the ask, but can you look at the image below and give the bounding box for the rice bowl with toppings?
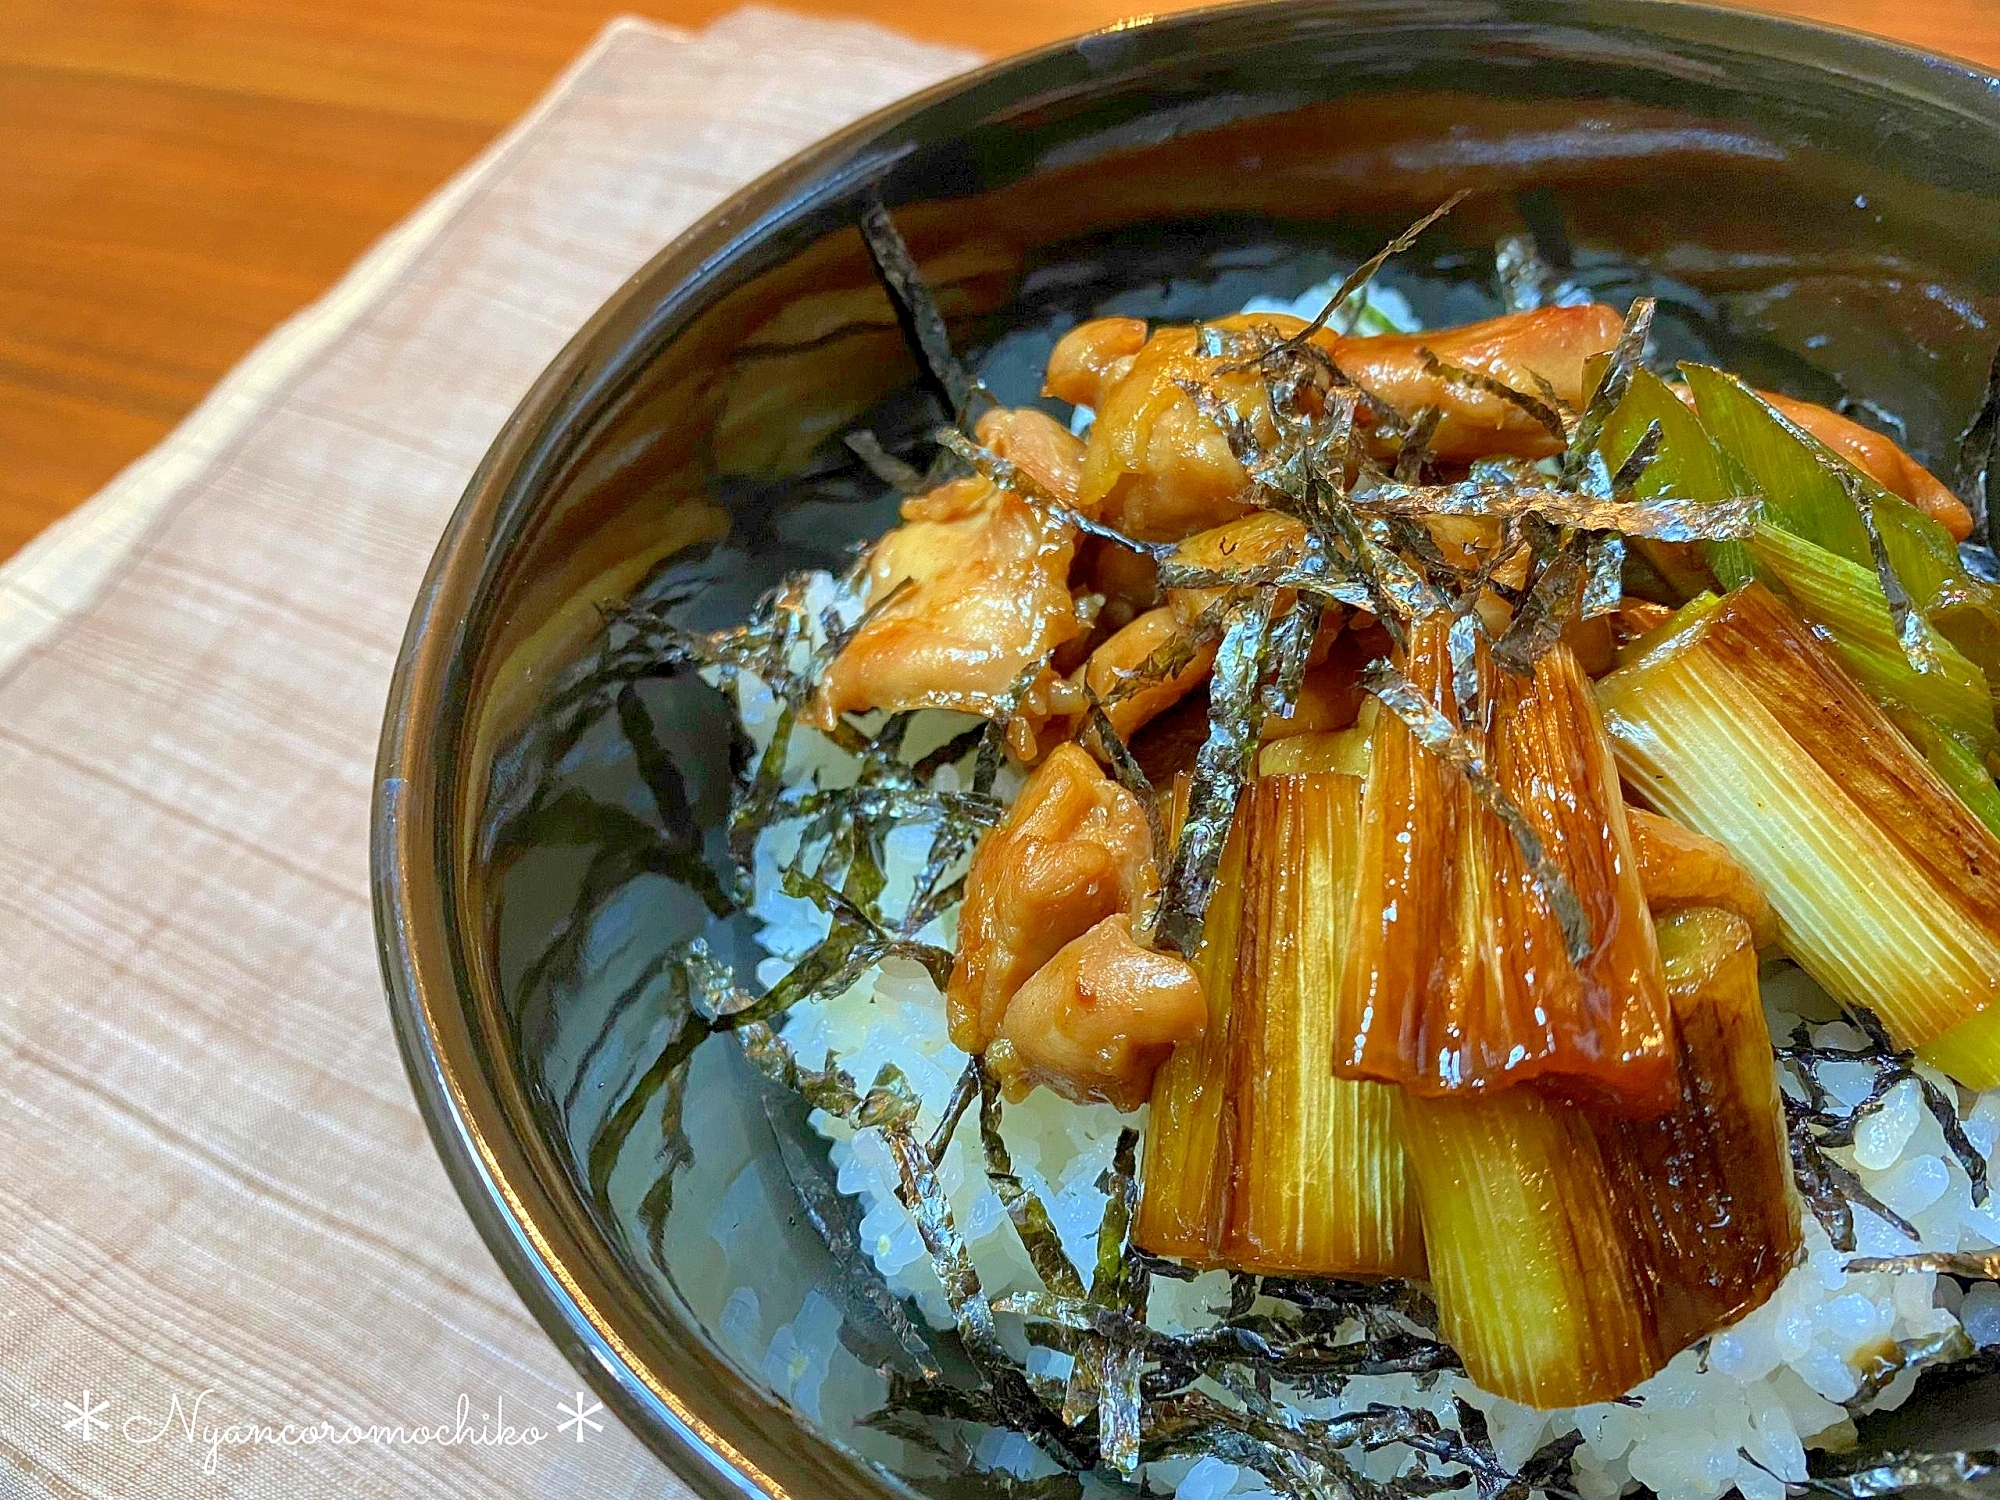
[560,201,2000,1500]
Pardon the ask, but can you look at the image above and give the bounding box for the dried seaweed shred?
[1240,193,1467,365]
[1808,1448,2000,1500]
[859,196,976,420]
[1418,348,1568,447]
[1155,588,1279,955]
[975,1066,1087,1300]
[1840,463,1945,675]
[1559,297,1654,487]
[1357,480,1759,541]
[1847,1251,2000,1280]
[1779,1018,1989,1212]
[1955,344,2000,557]
[846,428,928,494]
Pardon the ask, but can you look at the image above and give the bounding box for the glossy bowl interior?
[374,4,2000,1497]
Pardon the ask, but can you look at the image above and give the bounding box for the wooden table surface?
[5,0,1998,563]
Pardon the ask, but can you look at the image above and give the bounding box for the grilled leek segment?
[1401,904,1800,1408]
[1597,582,2000,1087]
[1339,617,1674,1111]
[1683,364,2000,685]
[1599,906,1802,1354]
[1138,770,1422,1276]
[1597,365,1750,597]
[1221,772,1424,1277]
[1136,781,1248,1262]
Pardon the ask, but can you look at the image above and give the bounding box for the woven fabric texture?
[0,12,975,1494]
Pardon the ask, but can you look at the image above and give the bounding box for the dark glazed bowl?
[374,4,2000,1497]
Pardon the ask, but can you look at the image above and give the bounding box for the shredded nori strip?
[1492,529,1587,675]
[1581,532,1627,619]
[1396,405,1443,482]
[1155,588,1279,955]
[1559,296,1655,488]
[1238,193,1467,367]
[1364,657,1591,961]
[1779,1017,1989,1209]
[1956,344,2000,556]
[1785,1097,1922,1250]
[859,196,975,421]
[1807,1448,2000,1499]
[1356,478,1758,541]
[761,1090,946,1380]
[1418,348,1568,446]
[846,428,928,494]
[1839,463,1944,675]
[1851,1328,1978,1407]
[974,1069,1088,1300]
[933,425,1174,561]
[861,1064,1098,1469]
[1608,419,1664,497]
[1848,1252,2000,1280]
[1087,1130,1150,1475]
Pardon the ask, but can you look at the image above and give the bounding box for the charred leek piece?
[1598,582,2000,1087]
[1257,723,1371,778]
[1397,1086,1656,1408]
[1684,365,2000,684]
[1136,777,1247,1262]
[1401,903,1800,1409]
[1340,617,1675,1110]
[1744,520,2000,836]
[1596,906,1803,1355]
[1598,366,1749,596]
[1745,521,1996,757]
[1222,772,1424,1278]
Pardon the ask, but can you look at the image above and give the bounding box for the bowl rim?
[372,1,2000,1494]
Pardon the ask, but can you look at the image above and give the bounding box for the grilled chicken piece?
[987,914,1206,1110]
[1075,607,1218,744]
[976,405,1087,505]
[1069,319,1279,542]
[945,743,1162,1053]
[1052,307,1623,545]
[1166,512,1311,630]
[1757,391,1973,542]
[1626,808,1779,947]
[1045,316,1149,411]
[1335,304,1621,461]
[811,474,1085,728]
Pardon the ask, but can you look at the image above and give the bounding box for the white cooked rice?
[706,282,2000,1499]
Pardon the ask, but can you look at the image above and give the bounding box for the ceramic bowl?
[374,4,2000,1496]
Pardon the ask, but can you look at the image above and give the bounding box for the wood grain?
[3,0,1997,562]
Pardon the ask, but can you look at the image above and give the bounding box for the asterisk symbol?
[555,1391,603,1443]
[62,1389,109,1442]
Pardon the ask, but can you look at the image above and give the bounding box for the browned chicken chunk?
[945,743,1162,1052]
[1044,316,1149,410]
[1627,807,1779,947]
[1075,607,1218,744]
[1334,303,1622,460]
[986,914,1206,1110]
[976,405,1087,504]
[1072,318,1279,542]
[1166,512,1311,630]
[1758,391,1973,542]
[1056,306,1623,545]
[812,474,1084,728]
